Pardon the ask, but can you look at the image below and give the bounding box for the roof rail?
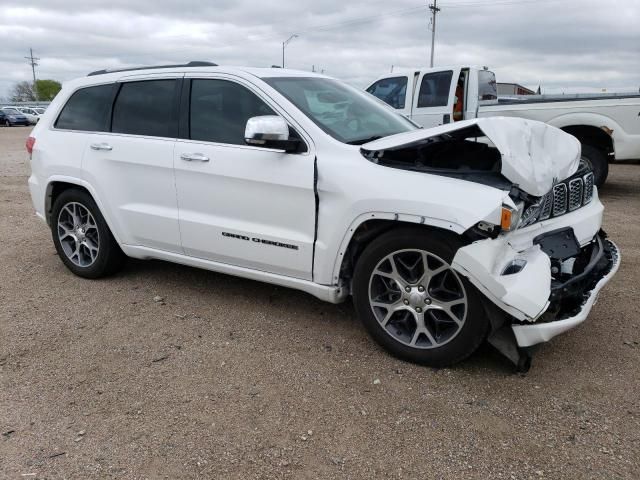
[87,61,218,76]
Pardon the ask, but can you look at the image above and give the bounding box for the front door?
[173,76,316,280]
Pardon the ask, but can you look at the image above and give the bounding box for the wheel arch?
[546,113,617,158]
[560,125,614,157]
[45,177,123,245]
[332,214,469,290]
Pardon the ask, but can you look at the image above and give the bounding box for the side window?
[366,76,408,109]
[189,79,275,145]
[55,84,113,131]
[417,71,453,108]
[478,70,498,102]
[112,80,177,137]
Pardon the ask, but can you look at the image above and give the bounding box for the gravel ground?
[1,126,639,479]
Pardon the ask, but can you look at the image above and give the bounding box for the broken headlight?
[519,202,543,228]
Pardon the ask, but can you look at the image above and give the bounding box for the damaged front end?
[361,117,621,371]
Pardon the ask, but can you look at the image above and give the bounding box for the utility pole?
[282,34,298,68]
[428,0,440,68]
[25,48,40,100]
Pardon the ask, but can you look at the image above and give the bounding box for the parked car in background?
[33,107,46,115]
[366,66,640,187]
[0,107,29,126]
[26,62,620,370]
[17,107,42,124]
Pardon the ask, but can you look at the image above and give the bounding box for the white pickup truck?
[366,66,640,186]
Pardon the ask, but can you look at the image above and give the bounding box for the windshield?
[263,77,417,144]
[3,108,20,115]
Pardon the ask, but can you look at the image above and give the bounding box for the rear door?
[410,69,456,128]
[81,76,183,253]
[173,75,316,279]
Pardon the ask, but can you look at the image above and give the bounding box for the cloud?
[0,0,638,99]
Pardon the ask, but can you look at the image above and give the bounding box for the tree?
[9,81,35,102]
[35,79,62,101]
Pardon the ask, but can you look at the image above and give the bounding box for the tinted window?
[366,76,408,109]
[55,84,113,131]
[189,79,275,145]
[112,80,176,137]
[417,71,453,108]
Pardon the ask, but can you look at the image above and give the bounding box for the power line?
[441,0,566,8]
[296,6,428,34]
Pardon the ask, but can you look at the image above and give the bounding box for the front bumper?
[452,194,620,354]
[512,236,620,347]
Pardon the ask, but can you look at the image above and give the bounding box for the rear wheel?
[51,189,125,278]
[4,119,10,127]
[581,144,609,187]
[352,228,489,367]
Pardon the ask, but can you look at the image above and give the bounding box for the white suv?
[27,62,620,370]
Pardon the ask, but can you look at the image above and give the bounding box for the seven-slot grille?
[531,172,595,225]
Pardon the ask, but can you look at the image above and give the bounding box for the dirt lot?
[1,126,638,479]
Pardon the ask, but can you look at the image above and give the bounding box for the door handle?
[90,142,113,151]
[180,153,210,162]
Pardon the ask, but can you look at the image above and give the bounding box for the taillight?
[26,136,36,156]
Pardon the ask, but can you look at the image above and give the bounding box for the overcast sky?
[1,0,639,100]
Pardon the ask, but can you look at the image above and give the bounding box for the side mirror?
[244,115,300,152]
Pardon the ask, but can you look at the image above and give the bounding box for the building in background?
[497,82,535,95]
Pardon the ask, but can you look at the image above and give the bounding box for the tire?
[4,120,10,127]
[51,189,126,278]
[352,227,489,367]
[581,144,609,188]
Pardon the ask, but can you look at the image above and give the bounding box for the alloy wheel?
[368,249,467,349]
[57,202,100,267]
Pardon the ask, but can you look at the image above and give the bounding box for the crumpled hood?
[362,117,581,197]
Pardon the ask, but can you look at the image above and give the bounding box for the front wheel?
[352,228,489,367]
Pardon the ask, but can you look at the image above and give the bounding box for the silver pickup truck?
[366,66,640,186]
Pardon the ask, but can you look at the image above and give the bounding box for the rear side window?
[417,70,453,108]
[366,76,408,109]
[55,84,113,131]
[112,80,177,137]
[189,79,275,145]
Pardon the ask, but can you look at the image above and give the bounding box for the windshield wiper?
[346,135,384,145]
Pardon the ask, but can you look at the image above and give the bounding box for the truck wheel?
[581,144,609,187]
[51,189,126,279]
[352,227,489,367]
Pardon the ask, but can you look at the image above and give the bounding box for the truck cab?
[366,66,497,129]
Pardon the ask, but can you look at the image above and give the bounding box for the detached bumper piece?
[512,231,620,348]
